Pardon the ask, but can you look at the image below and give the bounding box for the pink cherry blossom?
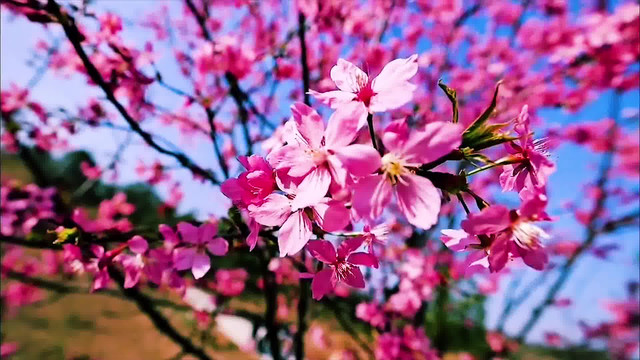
[461,193,551,272]
[500,105,556,196]
[221,155,276,208]
[306,237,378,300]
[172,222,229,279]
[310,55,419,129]
[117,235,149,288]
[352,120,462,229]
[249,192,350,257]
[267,103,380,206]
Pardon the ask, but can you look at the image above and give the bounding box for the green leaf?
[438,79,459,124]
[465,81,502,134]
[49,227,79,245]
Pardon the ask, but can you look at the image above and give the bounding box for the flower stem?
[367,113,381,155]
[466,157,520,176]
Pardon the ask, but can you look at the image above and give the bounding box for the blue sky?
[1,0,638,349]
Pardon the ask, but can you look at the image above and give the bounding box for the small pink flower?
[307,237,378,300]
[221,155,276,208]
[80,161,102,180]
[118,235,149,288]
[0,342,18,358]
[461,192,551,272]
[249,193,350,257]
[356,301,387,328]
[214,269,249,297]
[352,120,462,229]
[267,103,380,206]
[88,243,128,292]
[310,55,419,129]
[500,105,555,196]
[172,222,228,279]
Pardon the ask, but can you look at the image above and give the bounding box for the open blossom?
[306,237,378,300]
[249,191,350,257]
[267,103,380,206]
[459,192,551,272]
[87,243,128,292]
[352,120,462,229]
[310,55,419,129]
[214,269,248,297]
[80,161,102,180]
[172,222,229,279]
[221,155,276,208]
[117,235,149,288]
[500,105,555,196]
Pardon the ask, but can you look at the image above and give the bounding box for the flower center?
[512,221,549,249]
[334,261,354,282]
[355,72,375,107]
[381,153,409,184]
[306,148,328,166]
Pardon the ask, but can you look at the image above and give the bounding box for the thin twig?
[43,0,218,185]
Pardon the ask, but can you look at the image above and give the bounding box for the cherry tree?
[1,0,638,359]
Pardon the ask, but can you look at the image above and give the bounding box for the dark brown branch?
[292,12,312,360]
[297,12,311,106]
[44,0,218,185]
[108,267,213,360]
[377,0,396,42]
[184,0,255,155]
[204,107,230,179]
[258,249,282,360]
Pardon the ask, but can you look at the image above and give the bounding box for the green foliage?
[1,148,195,229]
[461,82,517,151]
[438,79,459,124]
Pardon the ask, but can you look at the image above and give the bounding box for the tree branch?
[44,0,218,185]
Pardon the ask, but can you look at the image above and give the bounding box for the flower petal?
[352,174,393,221]
[488,235,510,273]
[291,102,325,148]
[206,237,229,256]
[330,58,368,93]
[308,89,357,109]
[343,266,365,289]
[396,174,441,230]
[517,246,548,271]
[313,200,350,232]
[198,223,217,244]
[191,253,211,279]
[441,229,477,252]
[333,144,382,177]
[347,252,379,268]
[173,247,196,271]
[369,54,419,112]
[220,178,244,203]
[324,102,363,147]
[337,237,365,259]
[400,121,463,164]
[268,144,314,177]
[461,205,511,235]
[128,235,148,254]
[278,211,313,257]
[292,167,331,210]
[306,240,337,263]
[177,222,199,244]
[311,268,335,300]
[248,193,291,227]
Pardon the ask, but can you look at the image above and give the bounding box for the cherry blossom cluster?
[1,180,60,237]
[221,56,557,300]
[0,0,638,359]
